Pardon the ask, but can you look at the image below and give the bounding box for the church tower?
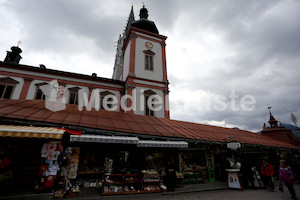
[113,5,170,119]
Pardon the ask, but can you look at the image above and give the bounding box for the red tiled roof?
[0,99,299,149]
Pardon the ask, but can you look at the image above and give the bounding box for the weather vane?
[267,104,272,115]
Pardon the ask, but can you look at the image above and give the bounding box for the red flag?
[58,128,82,135]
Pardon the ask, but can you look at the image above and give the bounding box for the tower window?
[145,55,153,71]
[144,90,156,117]
[145,95,155,116]
[143,50,155,71]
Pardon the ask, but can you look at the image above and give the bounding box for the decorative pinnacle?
[17,40,22,47]
[143,2,145,7]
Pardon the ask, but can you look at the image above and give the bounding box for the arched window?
[144,90,156,116]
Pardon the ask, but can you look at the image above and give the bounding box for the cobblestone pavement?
[1,182,299,200]
[101,186,299,200]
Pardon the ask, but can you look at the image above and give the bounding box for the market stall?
[67,134,189,195]
[0,125,65,197]
[180,148,208,184]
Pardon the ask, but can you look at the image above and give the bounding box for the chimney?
[39,64,46,69]
[4,46,23,64]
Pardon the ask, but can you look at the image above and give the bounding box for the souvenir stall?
[179,148,207,184]
[0,138,42,190]
[67,134,188,196]
[0,125,64,197]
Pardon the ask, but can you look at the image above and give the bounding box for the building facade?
[0,5,299,198]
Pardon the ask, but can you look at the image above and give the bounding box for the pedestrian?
[241,160,255,189]
[165,161,176,192]
[278,160,297,200]
[261,160,274,191]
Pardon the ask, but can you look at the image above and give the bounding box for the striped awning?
[0,125,64,139]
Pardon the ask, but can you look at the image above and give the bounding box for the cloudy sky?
[1,0,300,132]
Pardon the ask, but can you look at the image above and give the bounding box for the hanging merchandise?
[45,175,57,187]
[37,141,64,190]
[61,147,80,198]
[67,147,80,179]
[104,158,113,174]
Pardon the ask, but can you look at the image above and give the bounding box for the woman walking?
[278,160,297,200]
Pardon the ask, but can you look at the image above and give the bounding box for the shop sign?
[227,171,242,189]
[227,142,241,150]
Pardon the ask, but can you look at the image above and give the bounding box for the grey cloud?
[5,0,122,56]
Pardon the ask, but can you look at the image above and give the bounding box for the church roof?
[0,61,124,85]
[130,5,159,34]
[1,99,299,149]
[131,19,159,34]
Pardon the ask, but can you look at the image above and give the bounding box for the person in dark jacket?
[261,160,274,191]
[278,160,297,200]
[165,161,176,192]
[241,160,255,189]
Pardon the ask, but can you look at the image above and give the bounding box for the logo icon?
[39,80,66,112]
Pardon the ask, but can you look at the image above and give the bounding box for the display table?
[225,169,243,191]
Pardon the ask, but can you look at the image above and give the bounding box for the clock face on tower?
[145,42,153,50]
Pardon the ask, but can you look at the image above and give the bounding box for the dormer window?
[143,50,155,71]
[100,91,114,110]
[0,84,14,99]
[35,89,45,100]
[0,77,19,99]
[69,92,78,105]
[35,82,48,100]
[68,87,81,105]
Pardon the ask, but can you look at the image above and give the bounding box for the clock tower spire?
[114,5,170,119]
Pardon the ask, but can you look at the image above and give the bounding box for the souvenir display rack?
[176,172,184,187]
[183,168,207,184]
[141,171,161,193]
[102,174,124,195]
[123,174,143,194]
[101,172,162,195]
